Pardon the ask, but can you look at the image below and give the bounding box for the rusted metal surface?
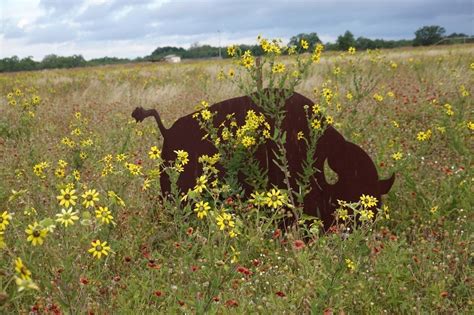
[132,91,395,229]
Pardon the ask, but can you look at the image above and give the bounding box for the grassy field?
[0,43,472,314]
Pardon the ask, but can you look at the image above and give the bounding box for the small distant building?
[164,54,181,63]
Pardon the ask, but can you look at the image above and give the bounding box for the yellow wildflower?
[216,212,235,230]
[272,62,285,73]
[345,258,356,271]
[15,277,39,292]
[57,187,78,208]
[148,146,161,160]
[266,189,286,209]
[201,109,212,121]
[311,119,321,130]
[297,131,304,140]
[15,258,32,280]
[82,189,99,208]
[172,150,188,166]
[194,201,210,219]
[0,211,12,230]
[194,175,208,193]
[241,136,256,148]
[392,152,403,161]
[56,208,79,227]
[227,45,236,57]
[88,240,111,259]
[301,39,309,49]
[95,206,114,224]
[359,194,378,208]
[359,209,375,221]
[25,222,47,246]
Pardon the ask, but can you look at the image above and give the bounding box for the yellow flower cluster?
[198,153,221,176]
[194,175,208,193]
[125,162,142,176]
[249,189,287,209]
[0,211,12,248]
[459,85,470,97]
[345,258,356,271]
[312,43,324,63]
[216,212,239,238]
[234,110,270,148]
[241,50,254,69]
[444,103,454,116]
[322,87,333,103]
[258,36,282,55]
[14,258,39,292]
[6,87,41,116]
[416,129,432,142]
[33,161,49,178]
[373,93,384,102]
[174,149,189,172]
[272,62,286,74]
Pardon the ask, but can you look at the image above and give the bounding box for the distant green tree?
[150,46,186,60]
[413,25,446,46]
[447,32,468,38]
[336,31,356,50]
[288,32,321,50]
[355,37,376,50]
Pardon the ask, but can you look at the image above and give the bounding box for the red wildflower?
[225,299,238,307]
[293,240,305,250]
[323,308,333,315]
[191,265,199,272]
[147,260,161,270]
[236,266,252,276]
[273,229,282,239]
[80,277,89,285]
[275,291,286,297]
[186,227,194,236]
[440,291,448,298]
[328,225,339,234]
[153,290,163,297]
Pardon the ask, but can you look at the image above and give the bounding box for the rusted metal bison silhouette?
[132,91,394,229]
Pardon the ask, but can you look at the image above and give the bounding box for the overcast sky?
[1,0,473,60]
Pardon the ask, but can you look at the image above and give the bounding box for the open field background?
[0,44,473,313]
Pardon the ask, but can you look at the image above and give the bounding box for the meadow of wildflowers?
[0,39,472,313]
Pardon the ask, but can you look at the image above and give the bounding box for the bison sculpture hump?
[132,91,395,229]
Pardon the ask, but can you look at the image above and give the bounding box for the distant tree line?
[1,26,471,73]
[0,54,135,73]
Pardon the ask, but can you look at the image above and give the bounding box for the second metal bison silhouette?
[132,91,394,229]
